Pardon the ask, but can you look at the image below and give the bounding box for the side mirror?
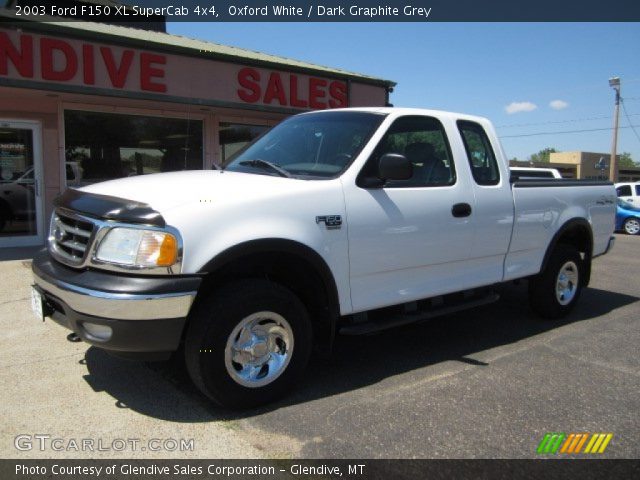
[379,153,412,181]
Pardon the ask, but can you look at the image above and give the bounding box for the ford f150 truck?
[31,108,616,408]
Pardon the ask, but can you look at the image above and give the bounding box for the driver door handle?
[452,203,472,218]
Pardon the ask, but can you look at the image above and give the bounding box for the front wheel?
[529,245,583,319]
[185,279,312,409]
[623,217,640,235]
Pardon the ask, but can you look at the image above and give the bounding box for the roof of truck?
[300,107,492,124]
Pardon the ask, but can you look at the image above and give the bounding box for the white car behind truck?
[31,108,616,408]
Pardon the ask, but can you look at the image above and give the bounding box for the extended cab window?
[458,121,500,186]
[360,115,455,188]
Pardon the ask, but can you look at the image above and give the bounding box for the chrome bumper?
[32,273,196,321]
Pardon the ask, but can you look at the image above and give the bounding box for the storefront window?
[219,122,270,166]
[64,110,203,185]
[0,127,36,236]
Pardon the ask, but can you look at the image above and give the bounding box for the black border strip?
[2,459,640,480]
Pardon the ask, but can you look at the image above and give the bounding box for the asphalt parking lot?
[1,235,638,459]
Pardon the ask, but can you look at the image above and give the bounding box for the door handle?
[452,203,472,218]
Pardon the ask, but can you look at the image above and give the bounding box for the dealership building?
[0,6,395,248]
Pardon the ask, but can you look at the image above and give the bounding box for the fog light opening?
[82,323,113,341]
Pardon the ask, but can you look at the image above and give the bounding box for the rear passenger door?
[457,120,514,284]
[345,115,477,312]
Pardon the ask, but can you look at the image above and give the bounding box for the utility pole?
[609,77,621,182]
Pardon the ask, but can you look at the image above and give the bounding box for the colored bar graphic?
[598,434,613,453]
[560,434,575,453]
[541,433,613,454]
[574,433,589,453]
[537,433,552,454]
[537,433,566,454]
[584,434,599,453]
[549,433,566,454]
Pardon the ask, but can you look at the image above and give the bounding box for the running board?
[339,292,500,335]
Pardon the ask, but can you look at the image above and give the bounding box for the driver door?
[345,115,476,312]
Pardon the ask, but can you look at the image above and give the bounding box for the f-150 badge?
[316,215,342,229]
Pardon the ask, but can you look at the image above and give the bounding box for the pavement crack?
[0,297,30,307]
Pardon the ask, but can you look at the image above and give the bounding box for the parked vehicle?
[615,181,640,205]
[510,166,562,180]
[616,198,640,235]
[31,108,616,408]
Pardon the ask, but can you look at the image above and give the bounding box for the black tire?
[184,279,312,409]
[623,217,640,235]
[529,245,583,319]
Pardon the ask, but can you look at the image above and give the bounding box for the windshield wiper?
[238,159,293,178]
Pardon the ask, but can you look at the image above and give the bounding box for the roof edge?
[0,12,397,88]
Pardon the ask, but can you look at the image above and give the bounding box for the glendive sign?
[0,29,349,110]
[0,31,167,91]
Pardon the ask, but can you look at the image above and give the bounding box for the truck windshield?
[225,111,386,178]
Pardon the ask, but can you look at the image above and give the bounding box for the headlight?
[95,227,178,268]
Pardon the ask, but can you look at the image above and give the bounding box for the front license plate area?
[31,286,44,321]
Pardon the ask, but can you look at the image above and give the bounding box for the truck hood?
[79,170,309,214]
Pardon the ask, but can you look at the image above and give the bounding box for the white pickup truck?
[31,108,616,408]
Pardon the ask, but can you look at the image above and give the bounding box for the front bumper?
[31,250,201,360]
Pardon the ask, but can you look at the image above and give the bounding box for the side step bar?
[339,292,500,335]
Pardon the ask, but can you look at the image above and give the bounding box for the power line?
[500,125,640,138]
[497,112,640,129]
[621,98,640,144]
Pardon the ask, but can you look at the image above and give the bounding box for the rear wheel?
[623,217,640,235]
[185,279,312,408]
[529,245,583,319]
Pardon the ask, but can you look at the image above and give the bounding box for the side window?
[635,185,640,196]
[616,185,632,197]
[457,121,500,186]
[360,116,455,188]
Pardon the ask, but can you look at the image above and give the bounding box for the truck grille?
[49,210,96,267]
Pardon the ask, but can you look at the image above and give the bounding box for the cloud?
[505,101,538,114]
[549,99,569,110]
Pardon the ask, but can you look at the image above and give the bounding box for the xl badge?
[316,215,342,230]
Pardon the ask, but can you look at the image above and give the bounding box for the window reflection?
[64,110,203,185]
[219,122,270,167]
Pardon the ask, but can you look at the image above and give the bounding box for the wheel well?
[543,220,593,286]
[556,224,592,254]
[196,245,339,353]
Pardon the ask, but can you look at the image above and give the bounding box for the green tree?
[618,152,637,168]
[529,147,557,163]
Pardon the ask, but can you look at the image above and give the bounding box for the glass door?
[0,120,44,247]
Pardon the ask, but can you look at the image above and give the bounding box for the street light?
[609,76,621,182]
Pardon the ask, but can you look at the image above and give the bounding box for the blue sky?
[168,22,640,162]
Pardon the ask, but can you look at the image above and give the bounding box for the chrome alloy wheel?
[624,218,640,235]
[555,261,579,306]
[224,311,294,388]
